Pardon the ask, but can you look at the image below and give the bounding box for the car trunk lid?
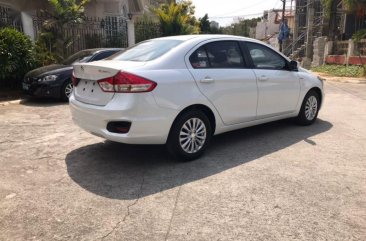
[73,61,145,106]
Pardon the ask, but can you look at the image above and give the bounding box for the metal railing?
[0,5,22,31]
[283,15,323,58]
[33,13,129,57]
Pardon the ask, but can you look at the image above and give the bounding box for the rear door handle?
[200,77,214,83]
[258,75,269,81]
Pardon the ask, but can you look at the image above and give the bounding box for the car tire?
[61,80,73,101]
[167,110,212,161]
[295,90,320,126]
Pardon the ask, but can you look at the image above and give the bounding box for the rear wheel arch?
[169,104,216,136]
[167,104,215,161]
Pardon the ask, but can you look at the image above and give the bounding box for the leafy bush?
[34,32,59,65]
[0,28,37,87]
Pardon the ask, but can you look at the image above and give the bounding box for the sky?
[192,0,287,27]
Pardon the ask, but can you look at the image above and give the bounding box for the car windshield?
[109,40,183,62]
[63,50,95,65]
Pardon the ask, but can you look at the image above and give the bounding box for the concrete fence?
[313,38,366,66]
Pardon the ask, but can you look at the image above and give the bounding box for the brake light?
[97,71,157,93]
[72,71,80,86]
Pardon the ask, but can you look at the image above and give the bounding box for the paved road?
[0,81,365,241]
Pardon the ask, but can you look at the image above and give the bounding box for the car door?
[243,41,301,119]
[187,40,258,125]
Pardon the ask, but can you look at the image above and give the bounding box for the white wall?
[20,11,35,40]
[85,0,131,18]
[255,10,280,40]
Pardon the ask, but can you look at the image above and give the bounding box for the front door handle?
[258,75,269,81]
[201,77,214,83]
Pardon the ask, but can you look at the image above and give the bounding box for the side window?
[91,51,118,61]
[189,47,209,68]
[205,41,244,68]
[189,41,245,69]
[246,42,287,70]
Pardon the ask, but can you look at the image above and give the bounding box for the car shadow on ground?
[19,97,68,107]
[65,119,333,200]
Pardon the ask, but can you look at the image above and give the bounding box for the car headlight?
[38,75,58,82]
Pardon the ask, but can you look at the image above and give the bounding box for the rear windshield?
[108,40,183,62]
[63,50,94,65]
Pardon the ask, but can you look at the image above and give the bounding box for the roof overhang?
[128,0,143,14]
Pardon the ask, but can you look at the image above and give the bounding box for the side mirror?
[289,60,298,71]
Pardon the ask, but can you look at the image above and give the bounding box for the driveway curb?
[0,99,21,106]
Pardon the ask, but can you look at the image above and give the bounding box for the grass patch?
[312,65,364,77]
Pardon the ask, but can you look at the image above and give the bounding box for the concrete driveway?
[0,81,365,241]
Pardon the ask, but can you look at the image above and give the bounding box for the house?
[0,0,144,46]
[0,0,49,40]
[255,10,279,40]
[255,9,295,40]
[286,0,366,67]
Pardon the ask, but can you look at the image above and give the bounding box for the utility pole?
[279,0,286,52]
[303,0,315,69]
[282,0,286,22]
[292,0,299,56]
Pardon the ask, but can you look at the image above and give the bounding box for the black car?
[22,48,122,101]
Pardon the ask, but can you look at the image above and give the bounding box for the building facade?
[0,0,144,46]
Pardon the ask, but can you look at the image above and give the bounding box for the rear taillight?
[98,72,157,93]
[72,71,80,86]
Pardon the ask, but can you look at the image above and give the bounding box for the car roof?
[148,35,268,49]
[88,48,124,54]
[151,34,255,42]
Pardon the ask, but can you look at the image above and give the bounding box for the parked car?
[70,35,324,161]
[22,48,122,101]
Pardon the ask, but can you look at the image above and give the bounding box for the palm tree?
[323,0,366,15]
[41,0,90,59]
[322,0,366,40]
[154,1,199,36]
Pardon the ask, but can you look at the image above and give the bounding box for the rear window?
[109,40,183,62]
[62,50,94,65]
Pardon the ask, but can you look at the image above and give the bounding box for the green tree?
[41,0,90,59]
[221,18,260,37]
[322,0,366,15]
[199,14,211,33]
[154,0,199,36]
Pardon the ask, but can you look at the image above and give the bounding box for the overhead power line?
[210,12,263,19]
[211,0,268,18]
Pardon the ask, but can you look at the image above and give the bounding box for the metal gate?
[33,13,129,57]
[0,5,22,31]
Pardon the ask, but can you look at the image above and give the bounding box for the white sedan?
[70,35,324,161]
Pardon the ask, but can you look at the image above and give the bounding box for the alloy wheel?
[305,96,318,121]
[179,118,207,154]
[65,83,73,98]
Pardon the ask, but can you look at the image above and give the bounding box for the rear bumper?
[69,93,177,144]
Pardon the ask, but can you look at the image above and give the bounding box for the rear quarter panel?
[131,68,224,133]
